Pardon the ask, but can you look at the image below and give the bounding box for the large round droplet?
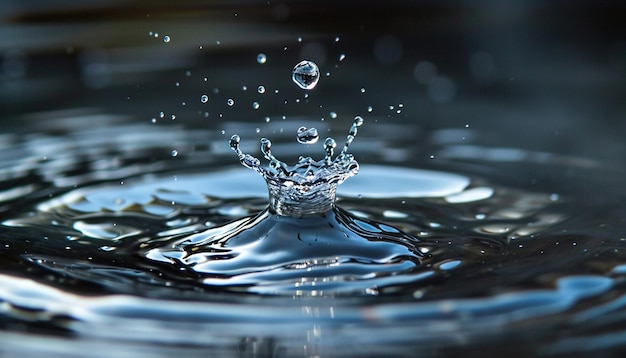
[292,60,320,90]
[296,126,319,144]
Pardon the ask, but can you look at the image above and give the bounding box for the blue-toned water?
[1,2,626,357]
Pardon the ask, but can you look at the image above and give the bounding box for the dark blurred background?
[1,1,625,164]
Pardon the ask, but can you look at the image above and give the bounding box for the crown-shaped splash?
[230,116,364,216]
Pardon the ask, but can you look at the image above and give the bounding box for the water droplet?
[296,127,319,144]
[360,87,366,93]
[227,98,235,106]
[257,53,267,64]
[330,112,337,119]
[265,116,271,123]
[367,106,373,112]
[151,118,156,123]
[334,36,340,43]
[159,111,164,118]
[242,85,247,91]
[252,102,260,110]
[257,85,265,94]
[297,37,303,42]
[163,36,170,43]
[201,94,209,103]
[339,54,346,61]
[292,60,320,90]
[170,114,176,120]
[171,150,178,157]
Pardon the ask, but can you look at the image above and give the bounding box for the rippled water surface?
[1,1,626,357]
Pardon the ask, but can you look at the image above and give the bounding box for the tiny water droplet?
[159,111,164,118]
[201,94,209,103]
[292,60,320,90]
[334,36,340,43]
[265,116,271,123]
[360,87,366,93]
[257,53,267,64]
[297,37,303,42]
[330,112,337,119]
[163,35,170,43]
[227,98,235,106]
[257,85,265,94]
[171,150,178,157]
[151,118,156,123]
[367,106,373,112]
[252,102,260,110]
[339,54,346,61]
[296,127,319,144]
[242,85,247,91]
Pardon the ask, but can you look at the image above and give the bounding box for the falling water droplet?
[292,60,320,90]
[200,94,209,103]
[296,127,319,144]
[257,53,267,64]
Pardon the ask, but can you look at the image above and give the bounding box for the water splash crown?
[230,117,364,216]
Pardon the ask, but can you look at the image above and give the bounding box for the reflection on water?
[1,1,626,357]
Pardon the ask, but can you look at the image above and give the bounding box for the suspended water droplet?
[252,102,260,110]
[296,127,319,144]
[257,85,265,94]
[257,53,267,64]
[360,87,366,93]
[163,36,171,43]
[159,111,164,118]
[200,94,209,103]
[339,54,346,61]
[171,150,178,157]
[265,116,271,123]
[227,98,235,106]
[292,60,320,90]
[330,111,337,119]
[367,106,373,112]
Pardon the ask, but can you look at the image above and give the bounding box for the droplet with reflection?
[292,60,320,90]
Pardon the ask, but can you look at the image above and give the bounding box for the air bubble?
[257,53,267,64]
[296,127,319,144]
[292,60,320,90]
[201,95,209,103]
